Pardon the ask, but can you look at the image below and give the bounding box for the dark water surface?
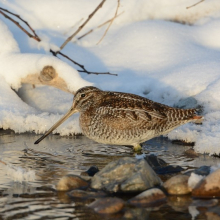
[0,129,220,219]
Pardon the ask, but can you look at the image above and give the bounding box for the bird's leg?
[133,143,142,152]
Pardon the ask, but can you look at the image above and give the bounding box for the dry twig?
[97,0,120,45]
[59,0,107,51]
[78,11,124,40]
[186,0,204,9]
[0,6,116,76]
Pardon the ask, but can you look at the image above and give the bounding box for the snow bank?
[0,1,220,154]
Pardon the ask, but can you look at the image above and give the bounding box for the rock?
[88,197,124,214]
[68,189,107,199]
[128,188,166,206]
[56,174,89,191]
[81,166,100,177]
[185,166,210,176]
[91,157,162,193]
[184,148,199,157]
[144,155,167,169]
[155,165,184,175]
[164,174,191,195]
[192,168,220,197]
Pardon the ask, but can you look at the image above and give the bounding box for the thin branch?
[97,0,120,45]
[59,51,117,76]
[0,7,116,76]
[186,0,204,9]
[59,0,107,52]
[77,11,124,40]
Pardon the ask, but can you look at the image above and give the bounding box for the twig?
[186,0,204,9]
[0,7,116,76]
[78,11,124,40]
[59,0,107,52]
[97,0,120,45]
[0,8,40,42]
[59,51,117,76]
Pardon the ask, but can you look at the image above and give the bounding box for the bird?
[34,86,203,151]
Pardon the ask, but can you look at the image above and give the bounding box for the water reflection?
[1,129,220,219]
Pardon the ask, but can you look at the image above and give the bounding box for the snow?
[0,0,220,154]
[188,172,204,189]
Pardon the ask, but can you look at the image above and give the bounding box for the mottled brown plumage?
[35,86,202,150]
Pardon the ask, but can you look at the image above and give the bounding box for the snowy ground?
[0,0,220,154]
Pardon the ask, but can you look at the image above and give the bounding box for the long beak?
[34,108,78,144]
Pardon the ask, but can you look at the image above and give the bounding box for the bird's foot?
[133,144,142,152]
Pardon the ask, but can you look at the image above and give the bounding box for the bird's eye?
[81,93,86,98]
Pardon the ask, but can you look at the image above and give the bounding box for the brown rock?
[56,174,89,191]
[129,188,166,206]
[88,197,124,214]
[164,174,191,195]
[184,148,199,157]
[192,168,220,197]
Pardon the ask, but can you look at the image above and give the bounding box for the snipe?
[34,86,202,151]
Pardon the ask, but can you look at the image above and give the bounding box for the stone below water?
[129,188,166,206]
[56,175,89,191]
[164,174,191,195]
[192,168,220,197]
[91,157,162,193]
[88,197,124,214]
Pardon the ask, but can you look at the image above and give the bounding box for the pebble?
[91,157,162,193]
[192,168,220,197]
[128,188,166,206]
[163,174,191,195]
[88,197,124,214]
[56,174,89,191]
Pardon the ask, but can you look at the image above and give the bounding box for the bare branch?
[0,7,116,76]
[77,11,124,40]
[97,0,120,45]
[0,8,41,42]
[59,0,107,52]
[186,0,204,9]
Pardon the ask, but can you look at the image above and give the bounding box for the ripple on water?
[1,130,220,219]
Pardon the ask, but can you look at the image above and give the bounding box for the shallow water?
[0,129,220,219]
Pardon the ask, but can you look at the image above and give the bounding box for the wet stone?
[68,189,107,199]
[128,188,166,207]
[154,165,184,175]
[164,174,191,195]
[56,174,89,191]
[144,155,167,169]
[81,166,99,177]
[91,157,162,193]
[192,168,220,198]
[184,148,200,157]
[88,197,124,214]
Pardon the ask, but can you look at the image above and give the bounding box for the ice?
[0,1,220,154]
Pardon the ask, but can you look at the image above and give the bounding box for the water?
[0,129,220,219]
